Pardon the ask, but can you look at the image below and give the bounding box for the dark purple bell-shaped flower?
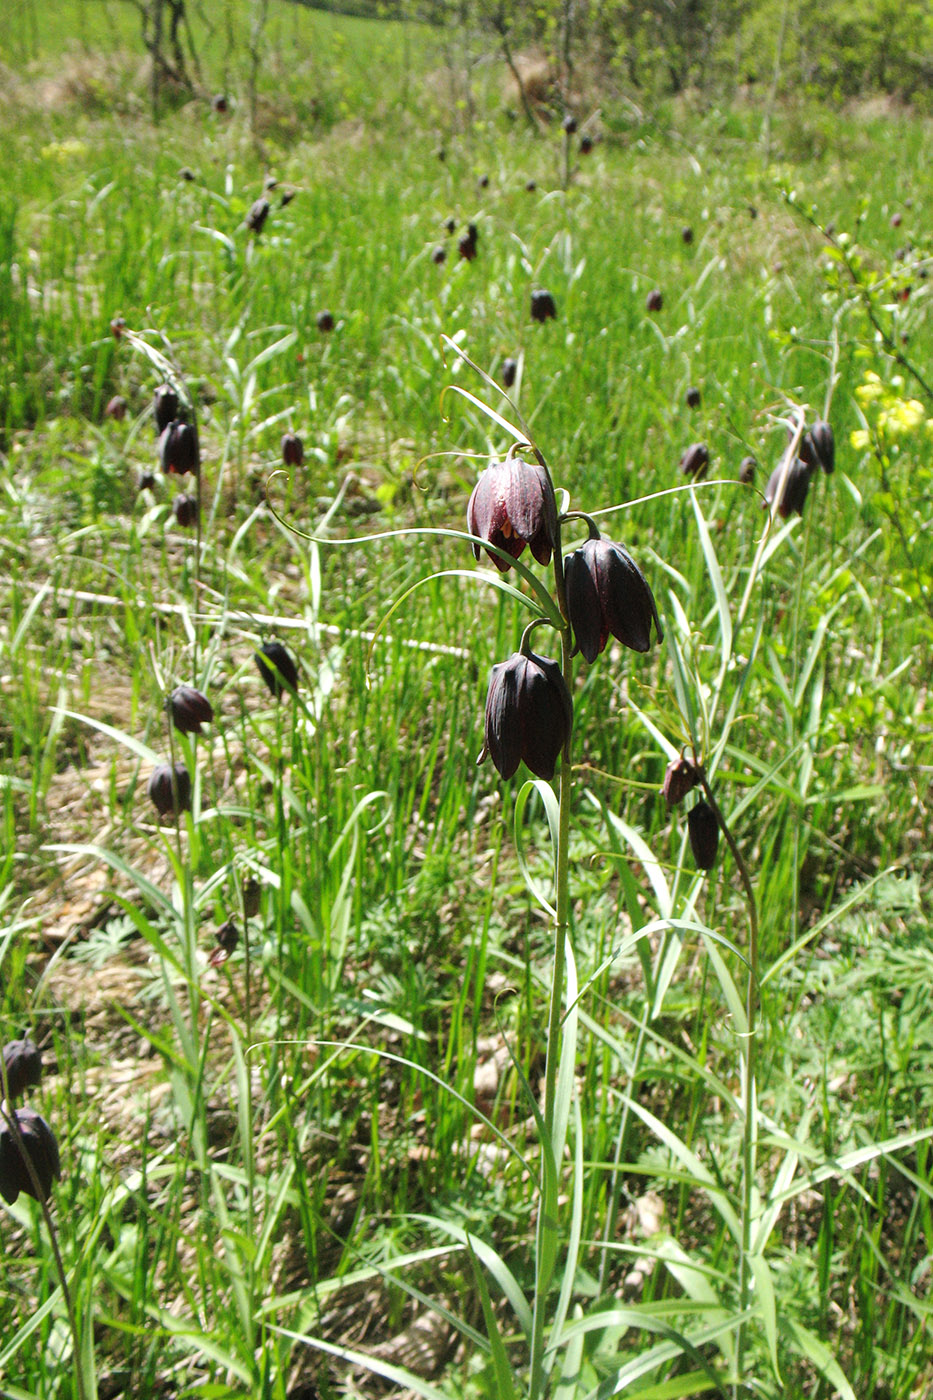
[459,223,479,261]
[764,455,813,519]
[160,420,200,476]
[0,1108,61,1204]
[467,453,558,573]
[153,384,180,434]
[172,492,199,527]
[1,1038,42,1101]
[148,761,192,818]
[255,641,299,698]
[800,420,835,475]
[502,357,518,389]
[564,533,663,663]
[480,651,573,781]
[246,197,270,234]
[687,799,719,870]
[531,289,557,323]
[680,442,710,480]
[281,432,304,467]
[662,756,700,808]
[169,685,214,734]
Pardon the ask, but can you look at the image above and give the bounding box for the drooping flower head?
[800,419,835,475]
[1,1038,42,1101]
[564,529,663,663]
[687,799,719,870]
[255,641,299,699]
[467,449,558,573]
[148,761,192,818]
[764,455,814,519]
[480,650,572,781]
[169,685,214,735]
[0,1108,61,1204]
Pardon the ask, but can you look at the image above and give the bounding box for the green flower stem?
[697,773,759,1397]
[530,611,575,1400]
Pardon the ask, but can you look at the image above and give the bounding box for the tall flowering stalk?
[468,437,662,1395]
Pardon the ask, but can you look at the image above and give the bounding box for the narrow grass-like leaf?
[266,1324,454,1399]
[690,489,732,682]
[465,1234,518,1400]
[782,1317,857,1400]
[515,778,559,917]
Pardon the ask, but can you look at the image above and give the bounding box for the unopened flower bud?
[579,134,594,155]
[105,395,127,421]
[431,244,447,264]
[685,386,701,408]
[242,877,262,919]
[0,1108,61,1204]
[480,651,573,781]
[687,800,719,870]
[1,1038,42,1101]
[502,357,518,389]
[562,113,578,135]
[646,288,663,312]
[148,761,192,818]
[738,455,756,484]
[316,309,335,333]
[255,641,299,698]
[169,685,213,734]
[662,757,700,808]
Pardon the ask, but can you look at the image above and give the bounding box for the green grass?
[1,5,933,1398]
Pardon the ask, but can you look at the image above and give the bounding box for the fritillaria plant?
[461,410,664,1391]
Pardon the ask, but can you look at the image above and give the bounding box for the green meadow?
[1,2,932,1396]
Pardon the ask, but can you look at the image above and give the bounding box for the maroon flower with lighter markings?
[467,453,558,573]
